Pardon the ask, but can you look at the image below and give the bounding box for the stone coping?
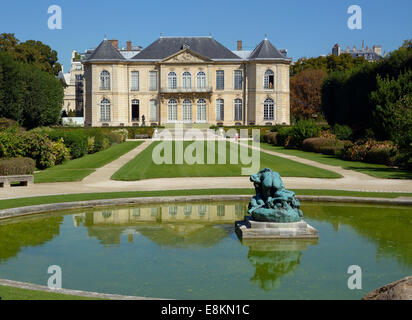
[0,279,167,300]
[0,194,411,221]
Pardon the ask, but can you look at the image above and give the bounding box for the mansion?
[82,36,291,127]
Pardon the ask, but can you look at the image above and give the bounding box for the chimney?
[109,39,118,49]
[127,41,132,51]
[237,40,242,51]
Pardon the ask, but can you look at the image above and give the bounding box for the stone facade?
[83,37,291,127]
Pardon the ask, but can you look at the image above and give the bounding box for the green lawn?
[260,143,412,180]
[111,141,341,181]
[0,285,102,300]
[0,189,411,211]
[34,141,143,183]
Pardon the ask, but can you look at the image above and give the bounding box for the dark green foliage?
[333,124,353,140]
[288,120,321,148]
[263,132,278,145]
[341,139,398,165]
[276,127,294,147]
[0,157,35,175]
[46,129,88,159]
[0,51,64,128]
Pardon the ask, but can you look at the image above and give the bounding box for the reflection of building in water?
[242,239,317,291]
[76,202,247,247]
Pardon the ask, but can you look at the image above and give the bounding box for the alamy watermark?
[347,5,362,30]
[47,265,62,290]
[347,265,362,290]
[151,125,261,176]
[48,5,62,30]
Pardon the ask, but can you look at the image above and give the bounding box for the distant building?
[332,41,383,62]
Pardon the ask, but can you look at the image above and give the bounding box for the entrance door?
[132,99,139,121]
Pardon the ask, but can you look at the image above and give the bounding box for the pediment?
[162,49,210,64]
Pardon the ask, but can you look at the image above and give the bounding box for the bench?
[0,175,34,188]
[134,134,150,139]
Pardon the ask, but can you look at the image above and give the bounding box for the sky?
[0,0,411,72]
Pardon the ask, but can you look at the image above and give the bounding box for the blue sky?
[1,0,411,71]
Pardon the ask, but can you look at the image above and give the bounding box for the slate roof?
[85,39,125,62]
[248,39,288,60]
[132,37,241,60]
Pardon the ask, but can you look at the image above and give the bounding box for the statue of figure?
[141,114,146,126]
[248,168,303,223]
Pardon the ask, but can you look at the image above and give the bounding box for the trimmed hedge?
[263,132,278,145]
[0,157,35,175]
[303,138,346,156]
[342,139,398,165]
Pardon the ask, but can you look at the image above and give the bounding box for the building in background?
[332,41,383,62]
[82,36,291,127]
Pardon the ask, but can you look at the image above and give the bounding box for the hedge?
[302,138,346,156]
[0,157,35,175]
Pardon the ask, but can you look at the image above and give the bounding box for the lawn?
[0,285,102,300]
[111,141,341,181]
[34,141,143,183]
[260,143,412,180]
[0,189,411,211]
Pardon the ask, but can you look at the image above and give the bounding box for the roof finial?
[264,34,267,40]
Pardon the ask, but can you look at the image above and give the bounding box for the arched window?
[131,99,139,121]
[182,71,192,90]
[100,98,111,122]
[149,99,158,122]
[182,99,192,122]
[216,99,224,121]
[100,70,110,90]
[264,69,274,89]
[168,99,178,122]
[234,99,242,121]
[168,72,177,90]
[196,71,206,90]
[197,99,206,123]
[264,98,274,120]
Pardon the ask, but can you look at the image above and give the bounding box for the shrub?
[276,127,293,147]
[302,137,345,156]
[87,136,95,154]
[333,124,353,140]
[52,138,70,165]
[23,132,56,169]
[342,139,398,165]
[47,129,88,159]
[263,132,278,145]
[0,157,35,175]
[288,120,321,148]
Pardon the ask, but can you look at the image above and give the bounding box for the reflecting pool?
[1,201,412,299]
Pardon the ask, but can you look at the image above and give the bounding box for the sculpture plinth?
[236,168,318,239]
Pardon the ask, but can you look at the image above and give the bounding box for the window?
[168,99,178,122]
[182,99,192,122]
[150,100,158,121]
[217,204,225,217]
[197,205,207,217]
[149,71,157,91]
[168,206,178,216]
[234,99,242,121]
[216,70,224,90]
[264,69,275,89]
[99,70,110,90]
[168,71,177,90]
[264,98,274,120]
[182,71,192,90]
[131,71,139,91]
[216,99,224,121]
[100,98,111,122]
[197,99,206,123]
[131,99,139,121]
[196,71,206,90]
[234,70,242,90]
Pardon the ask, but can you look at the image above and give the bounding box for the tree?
[0,33,62,76]
[290,69,327,119]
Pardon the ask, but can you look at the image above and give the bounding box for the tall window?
[197,99,206,123]
[182,71,192,90]
[264,69,275,89]
[131,99,139,121]
[264,98,274,120]
[150,100,158,121]
[216,99,224,121]
[234,99,242,121]
[168,99,178,122]
[168,71,177,90]
[100,99,111,122]
[182,99,192,122]
[196,71,206,90]
[131,71,139,91]
[149,71,157,91]
[99,70,110,90]
[234,70,243,90]
[216,70,224,90]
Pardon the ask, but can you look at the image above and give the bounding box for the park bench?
[135,134,150,139]
[0,175,34,188]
